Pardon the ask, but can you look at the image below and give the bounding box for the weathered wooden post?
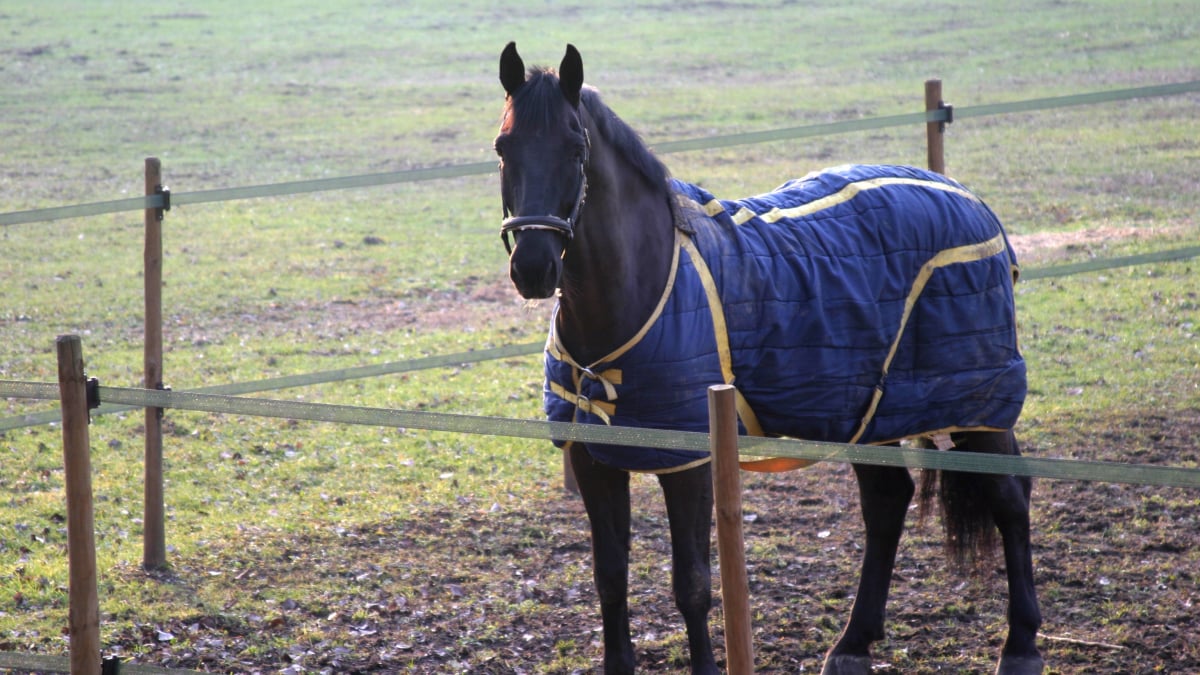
[708,384,754,673]
[925,79,949,174]
[56,335,101,674]
[143,157,168,570]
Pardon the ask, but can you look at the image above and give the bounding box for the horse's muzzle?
[509,259,560,299]
[508,242,563,299]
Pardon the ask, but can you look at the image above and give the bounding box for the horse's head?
[495,42,589,300]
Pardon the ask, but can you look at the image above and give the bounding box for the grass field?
[2,0,1199,672]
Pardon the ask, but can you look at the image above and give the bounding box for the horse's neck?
[554,157,676,366]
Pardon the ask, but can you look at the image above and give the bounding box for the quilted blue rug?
[545,164,1026,473]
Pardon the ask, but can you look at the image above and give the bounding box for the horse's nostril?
[510,257,560,300]
[539,262,560,296]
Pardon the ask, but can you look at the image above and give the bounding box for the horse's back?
[674,164,1025,444]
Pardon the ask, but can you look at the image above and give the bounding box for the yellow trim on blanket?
[877,425,1012,449]
[847,232,1008,444]
[680,237,735,386]
[703,200,727,217]
[551,228,683,373]
[700,177,983,227]
[681,235,819,472]
[637,455,714,475]
[548,230,683,420]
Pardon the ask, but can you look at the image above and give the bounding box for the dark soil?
[99,409,1199,674]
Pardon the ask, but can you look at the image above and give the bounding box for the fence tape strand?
[2,222,1197,437]
[86,384,1200,488]
[0,342,544,432]
[2,379,1197,487]
[1020,245,1200,280]
[3,80,1197,226]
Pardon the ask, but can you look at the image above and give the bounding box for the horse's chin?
[516,285,552,299]
[509,258,562,300]
[513,283,558,301]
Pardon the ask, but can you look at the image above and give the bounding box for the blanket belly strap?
[548,380,616,424]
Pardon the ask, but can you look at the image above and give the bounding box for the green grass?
[1,0,1199,669]
[1021,265,1198,419]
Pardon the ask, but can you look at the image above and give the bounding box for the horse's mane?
[506,68,671,189]
[580,85,671,188]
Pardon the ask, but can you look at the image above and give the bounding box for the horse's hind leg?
[658,464,718,675]
[823,463,915,675]
[570,445,636,674]
[962,430,1043,675]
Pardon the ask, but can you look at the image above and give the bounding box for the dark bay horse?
[494,42,1042,675]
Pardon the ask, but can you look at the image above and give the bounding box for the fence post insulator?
[154,184,170,220]
[85,378,101,420]
[939,102,954,129]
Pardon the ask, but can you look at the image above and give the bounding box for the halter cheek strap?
[499,130,590,255]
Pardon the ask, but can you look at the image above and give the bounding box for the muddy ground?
[101,407,1199,673]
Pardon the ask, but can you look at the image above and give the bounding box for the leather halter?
[500,130,590,255]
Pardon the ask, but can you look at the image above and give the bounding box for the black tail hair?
[917,434,1002,572]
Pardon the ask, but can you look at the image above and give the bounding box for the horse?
[494,42,1043,675]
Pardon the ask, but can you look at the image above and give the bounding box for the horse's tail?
[917,431,1016,571]
[919,468,997,571]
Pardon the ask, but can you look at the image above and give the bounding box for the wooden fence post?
[708,384,754,674]
[143,157,167,571]
[56,335,102,674]
[925,79,947,174]
[562,448,579,494]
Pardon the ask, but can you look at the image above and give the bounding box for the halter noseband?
[500,130,590,255]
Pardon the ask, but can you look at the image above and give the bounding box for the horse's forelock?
[503,68,560,130]
[503,68,669,189]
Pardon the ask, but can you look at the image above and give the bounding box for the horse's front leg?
[823,463,914,675]
[570,444,635,674]
[658,463,719,675]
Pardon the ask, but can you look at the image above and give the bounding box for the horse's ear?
[500,41,526,97]
[559,44,583,108]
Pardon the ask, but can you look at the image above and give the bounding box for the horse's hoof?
[996,654,1045,675]
[821,654,872,675]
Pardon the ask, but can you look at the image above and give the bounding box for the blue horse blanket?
[545,164,1025,473]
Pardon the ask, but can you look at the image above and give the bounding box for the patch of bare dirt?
[186,275,553,346]
[306,277,550,335]
[1008,226,1184,266]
